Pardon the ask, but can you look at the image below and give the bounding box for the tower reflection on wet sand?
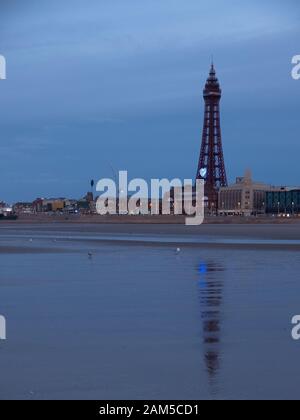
[198,261,225,391]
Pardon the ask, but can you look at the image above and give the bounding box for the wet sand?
[0,223,300,400]
[0,224,300,400]
[1,222,300,239]
[0,246,79,254]
[1,223,300,253]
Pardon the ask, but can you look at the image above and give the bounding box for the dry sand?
[2,213,300,226]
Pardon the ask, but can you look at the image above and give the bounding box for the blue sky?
[0,0,299,202]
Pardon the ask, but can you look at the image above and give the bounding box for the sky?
[0,0,299,202]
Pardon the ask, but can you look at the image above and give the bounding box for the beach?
[0,223,299,400]
[3,213,300,226]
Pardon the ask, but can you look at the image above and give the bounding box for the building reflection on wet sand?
[197,261,225,393]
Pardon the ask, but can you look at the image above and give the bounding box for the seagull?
[176,248,181,254]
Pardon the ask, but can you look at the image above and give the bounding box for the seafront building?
[13,194,95,215]
[218,170,272,216]
[265,187,300,216]
[218,170,300,217]
[13,202,34,214]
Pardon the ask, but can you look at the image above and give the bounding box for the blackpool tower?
[196,64,228,211]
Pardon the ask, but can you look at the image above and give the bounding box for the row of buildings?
[218,170,300,217]
[3,193,96,216]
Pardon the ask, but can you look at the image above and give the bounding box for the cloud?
[0,0,299,201]
[1,0,298,57]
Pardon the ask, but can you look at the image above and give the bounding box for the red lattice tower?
[196,64,228,211]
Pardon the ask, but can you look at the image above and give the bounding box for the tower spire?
[196,63,228,212]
